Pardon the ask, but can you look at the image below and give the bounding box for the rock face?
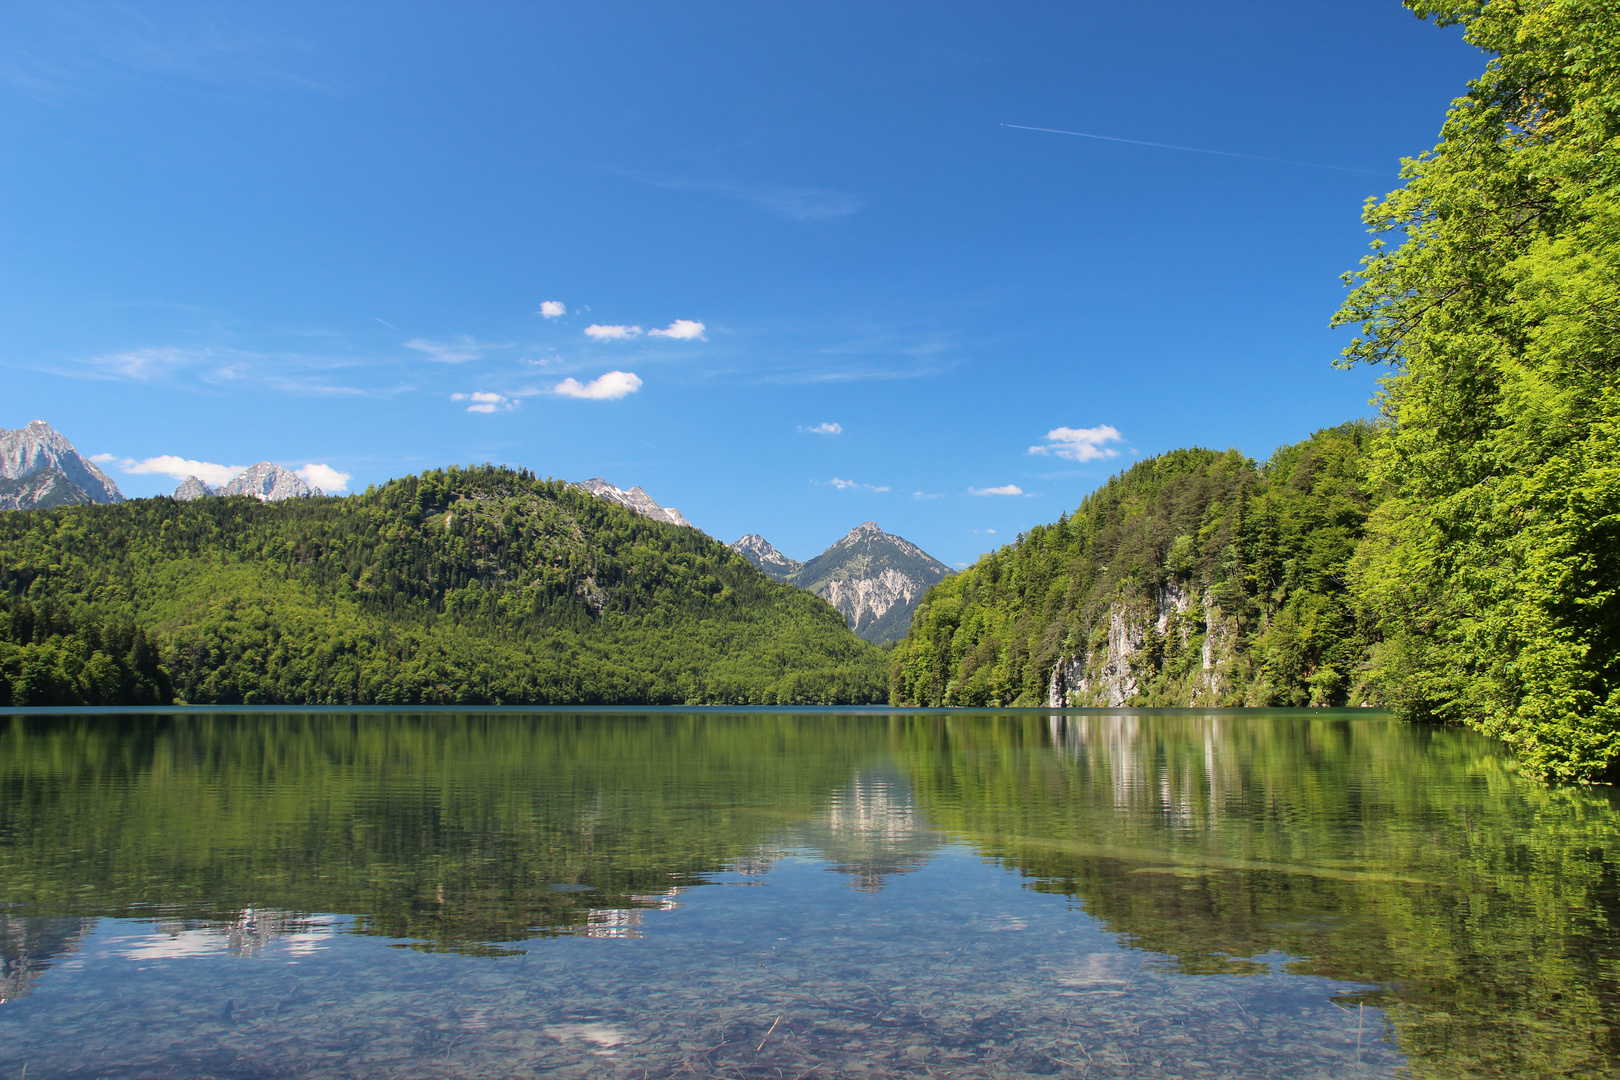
[175,463,318,502]
[735,522,951,645]
[1045,580,1241,707]
[729,534,804,581]
[0,421,123,511]
[172,476,217,501]
[220,463,318,501]
[572,478,691,528]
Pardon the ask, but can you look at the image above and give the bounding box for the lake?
[1,709,1616,1078]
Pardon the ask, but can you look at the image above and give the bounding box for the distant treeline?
[0,467,887,707]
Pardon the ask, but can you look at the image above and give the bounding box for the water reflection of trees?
[896,712,1620,1079]
[0,713,890,961]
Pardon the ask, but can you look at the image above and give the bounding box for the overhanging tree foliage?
[1333,0,1620,780]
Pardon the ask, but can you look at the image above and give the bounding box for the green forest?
[0,467,888,706]
[895,0,1620,782]
[890,423,1381,711]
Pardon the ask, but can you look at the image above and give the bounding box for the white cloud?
[405,336,484,363]
[969,484,1024,496]
[118,455,244,487]
[84,346,203,380]
[451,391,518,413]
[817,478,891,493]
[297,463,351,492]
[553,371,643,400]
[538,300,566,318]
[803,422,842,435]
[648,319,706,340]
[584,324,642,341]
[90,453,116,464]
[1028,424,1124,462]
[912,490,944,500]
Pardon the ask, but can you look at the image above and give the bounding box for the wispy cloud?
[648,319,706,340]
[52,343,384,397]
[2,2,329,104]
[297,463,351,492]
[802,422,842,435]
[624,173,863,222]
[82,345,204,380]
[912,491,944,500]
[1028,424,1123,462]
[538,300,566,318]
[553,371,642,400]
[969,484,1024,496]
[451,391,517,413]
[584,324,642,341]
[816,478,891,493]
[405,336,485,364]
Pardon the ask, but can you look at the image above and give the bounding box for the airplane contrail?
[374,317,399,329]
[1001,123,1380,174]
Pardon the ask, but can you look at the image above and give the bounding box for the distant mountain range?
[732,522,952,644]
[0,421,124,511]
[567,477,953,644]
[3,429,950,647]
[173,463,320,502]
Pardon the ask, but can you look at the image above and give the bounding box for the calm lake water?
[1,710,1617,1079]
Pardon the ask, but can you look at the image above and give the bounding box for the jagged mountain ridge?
[172,463,319,502]
[571,478,691,528]
[731,534,803,580]
[0,422,123,511]
[731,522,952,645]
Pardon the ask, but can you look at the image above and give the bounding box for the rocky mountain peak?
[729,533,805,581]
[733,522,952,644]
[172,476,217,501]
[572,477,692,528]
[0,421,124,511]
[218,463,319,501]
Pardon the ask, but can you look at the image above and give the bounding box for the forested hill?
[0,466,887,706]
[890,423,1379,715]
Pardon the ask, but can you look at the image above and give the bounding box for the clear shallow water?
[0,711,1616,1079]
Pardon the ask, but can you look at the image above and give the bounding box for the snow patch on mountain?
[572,478,691,528]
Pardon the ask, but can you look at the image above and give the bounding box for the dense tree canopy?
[1333,0,1620,780]
[890,425,1380,710]
[0,467,887,706]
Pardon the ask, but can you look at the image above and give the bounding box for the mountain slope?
[729,534,803,581]
[0,422,122,510]
[0,465,886,706]
[890,424,1379,708]
[787,522,952,645]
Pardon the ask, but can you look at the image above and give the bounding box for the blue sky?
[1,2,1482,566]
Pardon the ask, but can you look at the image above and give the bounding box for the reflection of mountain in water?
[0,915,96,1004]
[788,772,945,892]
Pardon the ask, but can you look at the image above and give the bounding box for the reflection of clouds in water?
[1054,952,1137,988]
[545,1022,633,1055]
[115,910,334,961]
[116,929,226,961]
